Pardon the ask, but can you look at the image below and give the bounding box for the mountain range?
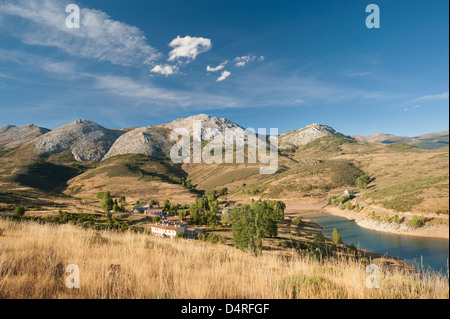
[0,114,448,215]
[1,114,448,163]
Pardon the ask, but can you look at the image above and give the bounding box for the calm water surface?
[305,212,449,273]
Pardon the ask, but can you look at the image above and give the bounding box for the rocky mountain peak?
[33,120,125,162]
[0,124,51,149]
[279,123,346,148]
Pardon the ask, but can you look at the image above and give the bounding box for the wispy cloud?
[217,71,231,82]
[234,54,264,67]
[168,35,212,62]
[0,0,161,66]
[207,61,228,72]
[413,91,449,102]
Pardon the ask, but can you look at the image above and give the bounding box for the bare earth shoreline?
[283,201,449,239]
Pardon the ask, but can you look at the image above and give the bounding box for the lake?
[305,212,449,273]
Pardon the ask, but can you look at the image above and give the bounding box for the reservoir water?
[305,212,449,273]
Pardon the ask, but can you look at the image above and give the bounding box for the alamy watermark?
[366,264,380,289]
[66,264,80,289]
[169,120,279,175]
[65,4,80,29]
[366,4,380,29]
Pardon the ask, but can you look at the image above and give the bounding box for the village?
[132,203,231,239]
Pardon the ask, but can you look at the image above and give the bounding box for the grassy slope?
[184,136,449,213]
[66,154,196,203]
[0,218,447,299]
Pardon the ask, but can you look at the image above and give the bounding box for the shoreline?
[322,206,449,240]
[283,201,449,239]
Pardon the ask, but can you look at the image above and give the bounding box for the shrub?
[408,215,425,228]
[332,228,342,245]
[314,233,325,245]
[152,216,161,223]
[392,215,400,224]
[14,206,25,217]
[292,217,304,227]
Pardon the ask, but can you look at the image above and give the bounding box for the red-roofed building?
[151,224,185,238]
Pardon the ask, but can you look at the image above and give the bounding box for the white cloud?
[217,71,231,82]
[168,36,212,62]
[151,64,179,76]
[0,0,160,66]
[207,61,228,72]
[413,91,449,102]
[234,55,264,67]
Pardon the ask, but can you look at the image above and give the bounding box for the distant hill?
[353,130,449,150]
[279,123,349,149]
[0,124,50,149]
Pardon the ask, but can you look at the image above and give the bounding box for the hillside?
[279,124,348,150]
[34,119,125,161]
[353,130,449,150]
[0,115,448,215]
[66,154,196,203]
[0,218,447,299]
[0,124,50,149]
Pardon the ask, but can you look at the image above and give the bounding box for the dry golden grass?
[0,219,447,299]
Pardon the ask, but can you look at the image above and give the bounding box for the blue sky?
[0,0,448,136]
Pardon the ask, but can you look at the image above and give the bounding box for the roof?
[152,224,182,231]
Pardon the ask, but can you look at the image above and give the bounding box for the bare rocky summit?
[279,123,346,149]
[0,124,51,149]
[33,120,125,161]
[102,127,173,160]
[159,114,249,143]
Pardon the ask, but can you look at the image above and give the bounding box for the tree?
[14,206,25,217]
[153,216,161,223]
[163,200,170,212]
[356,175,370,189]
[113,203,119,213]
[231,201,279,256]
[119,196,126,204]
[332,228,342,245]
[101,193,114,213]
[205,190,217,202]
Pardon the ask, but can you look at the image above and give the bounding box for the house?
[133,205,150,214]
[185,228,204,239]
[344,190,356,195]
[145,208,164,216]
[166,216,180,222]
[151,224,185,238]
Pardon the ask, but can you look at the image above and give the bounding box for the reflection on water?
[305,212,449,273]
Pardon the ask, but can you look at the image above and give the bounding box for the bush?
[14,206,26,217]
[408,215,425,228]
[152,216,161,223]
[392,215,400,224]
[314,233,325,245]
[435,209,449,216]
[292,217,304,227]
[332,228,342,245]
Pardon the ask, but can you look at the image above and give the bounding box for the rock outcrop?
[0,124,51,148]
[279,123,346,149]
[34,120,125,161]
[102,127,173,160]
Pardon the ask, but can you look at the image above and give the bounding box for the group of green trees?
[189,196,219,226]
[356,175,371,189]
[231,200,285,256]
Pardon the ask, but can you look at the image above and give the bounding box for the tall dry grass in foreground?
[0,219,448,299]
